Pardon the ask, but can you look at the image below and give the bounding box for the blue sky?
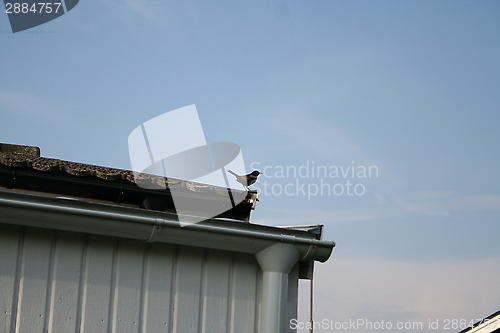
[2,1,500,331]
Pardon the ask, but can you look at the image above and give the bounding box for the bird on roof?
[227,170,263,190]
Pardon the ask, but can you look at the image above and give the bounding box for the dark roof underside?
[0,143,256,222]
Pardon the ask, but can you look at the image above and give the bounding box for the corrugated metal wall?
[0,222,298,333]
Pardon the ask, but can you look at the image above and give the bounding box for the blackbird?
[228,170,263,190]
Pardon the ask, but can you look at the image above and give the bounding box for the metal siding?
[0,224,21,333]
[47,232,85,333]
[172,247,204,333]
[140,243,175,333]
[17,228,53,332]
[80,235,115,333]
[287,264,299,333]
[0,223,296,333]
[230,253,259,333]
[255,264,263,332]
[111,239,144,333]
[201,250,231,333]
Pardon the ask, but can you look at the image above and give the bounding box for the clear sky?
[2,1,499,331]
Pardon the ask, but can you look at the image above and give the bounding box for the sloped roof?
[0,143,257,222]
[458,309,500,333]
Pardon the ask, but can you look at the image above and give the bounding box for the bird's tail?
[227,170,238,177]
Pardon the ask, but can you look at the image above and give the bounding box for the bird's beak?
[259,172,263,174]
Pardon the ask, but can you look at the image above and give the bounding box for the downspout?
[255,243,300,333]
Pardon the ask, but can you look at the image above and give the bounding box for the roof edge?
[0,190,335,264]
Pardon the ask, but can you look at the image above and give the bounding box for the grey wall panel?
[80,236,114,333]
[255,264,263,332]
[172,247,204,333]
[47,232,85,333]
[111,239,145,333]
[16,228,53,333]
[140,243,175,333]
[0,224,21,333]
[201,249,231,333]
[230,253,259,333]
[287,264,299,333]
[0,223,298,333]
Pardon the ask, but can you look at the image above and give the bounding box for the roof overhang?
[0,190,335,266]
[0,142,257,222]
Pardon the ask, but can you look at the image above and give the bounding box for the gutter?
[0,190,334,262]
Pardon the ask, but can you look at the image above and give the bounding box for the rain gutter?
[0,190,334,262]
